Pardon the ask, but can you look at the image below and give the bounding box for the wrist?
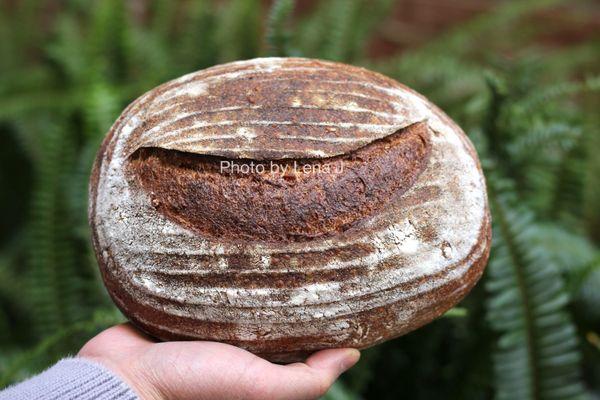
[79,354,165,400]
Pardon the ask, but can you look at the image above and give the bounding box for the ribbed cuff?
[0,357,138,400]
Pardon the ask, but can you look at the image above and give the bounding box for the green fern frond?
[582,94,600,243]
[379,57,486,129]
[127,26,174,85]
[486,182,587,400]
[215,0,261,62]
[481,72,511,166]
[294,1,330,57]
[507,123,581,160]
[526,224,600,322]
[294,0,386,62]
[545,145,586,223]
[575,264,600,322]
[265,0,296,57]
[44,14,87,84]
[344,0,395,61]
[540,40,600,79]
[87,0,131,81]
[528,225,596,279]
[67,82,121,240]
[27,141,66,336]
[0,250,32,346]
[0,308,124,388]
[321,0,360,62]
[129,0,179,82]
[26,116,87,339]
[0,80,145,122]
[507,121,584,217]
[419,0,569,58]
[176,0,219,72]
[82,82,121,140]
[516,76,600,115]
[0,89,82,121]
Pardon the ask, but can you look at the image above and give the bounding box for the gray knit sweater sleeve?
[0,358,139,400]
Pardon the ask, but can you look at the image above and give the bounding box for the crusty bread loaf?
[89,57,491,362]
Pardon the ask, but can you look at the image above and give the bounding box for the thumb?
[269,348,360,400]
[305,348,361,378]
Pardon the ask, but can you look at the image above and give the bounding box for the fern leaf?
[87,0,131,80]
[582,92,600,242]
[26,116,87,339]
[44,14,87,84]
[322,0,360,62]
[516,76,600,115]
[529,225,596,279]
[176,0,219,72]
[507,123,581,160]
[0,308,124,388]
[265,0,296,57]
[419,0,571,58]
[344,0,395,61]
[215,0,261,62]
[576,264,600,322]
[486,183,587,399]
[294,0,330,57]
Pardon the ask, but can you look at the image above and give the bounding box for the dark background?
[0,1,599,399]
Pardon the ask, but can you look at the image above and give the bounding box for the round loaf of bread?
[89,57,491,362]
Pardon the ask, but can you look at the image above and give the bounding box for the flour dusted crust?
[89,57,491,362]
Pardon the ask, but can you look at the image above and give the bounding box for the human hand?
[79,324,360,400]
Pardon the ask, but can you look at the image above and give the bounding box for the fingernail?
[340,349,360,371]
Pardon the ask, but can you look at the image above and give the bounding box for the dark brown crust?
[124,58,433,160]
[127,122,431,243]
[92,205,491,363]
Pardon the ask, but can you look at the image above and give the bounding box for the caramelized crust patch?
[128,122,431,243]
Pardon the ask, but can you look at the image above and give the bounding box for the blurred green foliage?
[0,0,598,398]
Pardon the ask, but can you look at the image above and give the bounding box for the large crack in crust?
[127,121,431,243]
